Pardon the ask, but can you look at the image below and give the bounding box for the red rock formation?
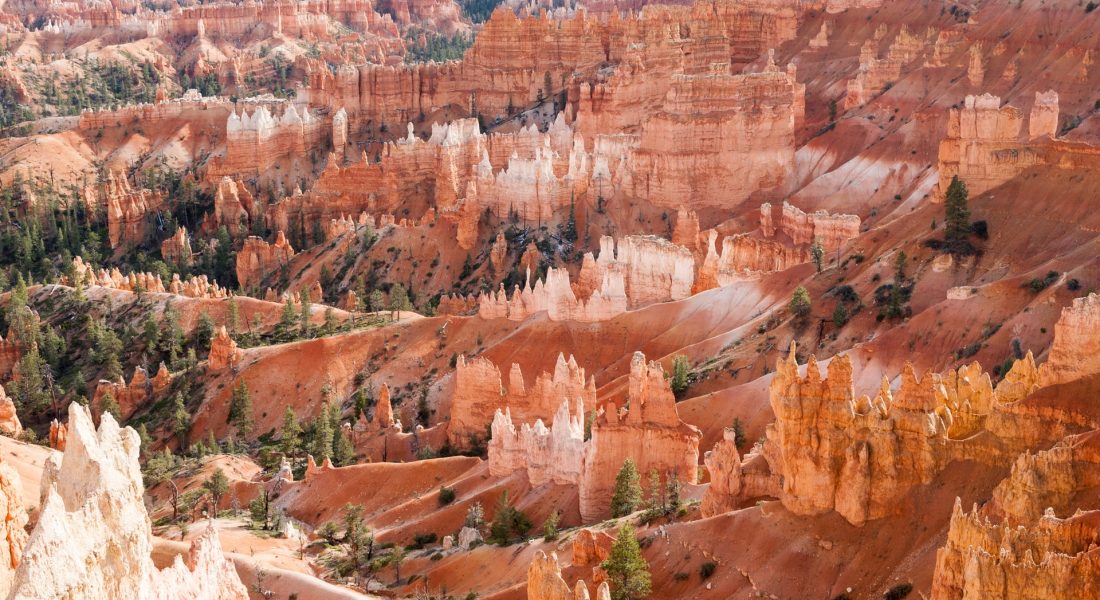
[844,27,924,109]
[211,105,326,181]
[93,365,172,422]
[489,400,585,485]
[83,172,166,250]
[477,267,627,323]
[207,326,242,371]
[764,201,861,250]
[372,382,398,430]
[9,403,248,599]
[489,231,508,271]
[160,227,193,267]
[48,420,67,451]
[451,353,594,448]
[236,232,295,292]
[212,177,257,237]
[700,427,742,518]
[1037,293,1100,387]
[579,352,701,522]
[527,550,608,600]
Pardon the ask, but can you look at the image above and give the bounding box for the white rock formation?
[8,403,248,600]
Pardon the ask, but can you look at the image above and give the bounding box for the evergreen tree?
[279,406,302,456]
[832,303,849,328]
[203,468,230,516]
[160,303,184,365]
[226,296,240,334]
[172,391,191,450]
[666,474,682,514]
[99,392,120,422]
[388,284,411,320]
[278,297,297,336]
[298,290,312,337]
[894,250,908,282]
[610,459,643,517]
[944,175,971,244]
[464,502,485,529]
[647,469,665,513]
[368,290,385,313]
[194,312,215,354]
[669,355,690,397]
[141,314,160,352]
[312,402,334,460]
[227,381,254,438]
[332,425,355,466]
[600,523,651,600]
[811,238,824,273]
[789,286,812,318]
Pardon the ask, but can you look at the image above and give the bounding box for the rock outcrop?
[488,400,585,485]
[207,327,242,371]
[576,236,694,309]
[0,457,28,596]
[160,228,193,267]
[9,402,248,599]
[527,550,608,600]
[92,365,172,422]
[477,267,627,323]
[579,352,701,522]
[0,386,22,438]
[450,353,594,448]
[700,428,743,518]
[236,232,296,292]
[83,172,166,250]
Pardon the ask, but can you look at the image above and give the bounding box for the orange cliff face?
[235,231,296,292]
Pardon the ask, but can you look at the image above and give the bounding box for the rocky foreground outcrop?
[527,550,609,600]
[7,403,248,600]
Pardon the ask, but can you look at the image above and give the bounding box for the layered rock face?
[212,104,327,180]
[450,353,594,448]
[933,91,1082,202]
[211,177,257,237]
[1036,293,1100,387]
[576,236,694,309]
[696,202,859,287]
[235,231,295,292]
[579,352,700,522]
[9,402,248,599]
[700,427,742,518]
[623,54,804,209]
[0,385,23,438]
[763,344,1042,526]
[844,26,924,109]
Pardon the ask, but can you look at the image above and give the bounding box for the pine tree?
[388,284,410,320]
[141,314,160,352]
[789,286,811,318]
[944,175,971,244]
[811,238,824,272]
[228,381,254,438]
[194,312,215,353]
[647,469,665,513]
[332,425,355,466]
[600,523,652,600]
[227,296,240,334]
[172,392,191,449]
[610,459,643,517]
[298,290,312,338]
[313,402,334,460]
[99,392,120,422]
[279,406,302,456]
[669,355,690,397]
[203,468,230,516]
[666,474,681,514]
[278,298,296,336]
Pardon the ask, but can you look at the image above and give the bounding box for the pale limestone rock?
[0,458,28,596]
[457,527,482,549]
[9,403,248,600]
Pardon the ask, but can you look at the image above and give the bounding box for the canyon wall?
[577,236,694,308]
